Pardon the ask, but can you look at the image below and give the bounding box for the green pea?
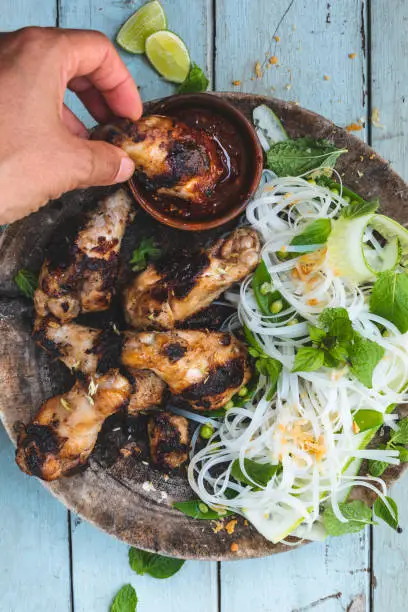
[288,318,299,326]
[276,250,288,260]
[260,282,273,295]
[200,423,214,440]
[351,200,359,207]
[343,195,351,203]
[225,400,234,410]
[238,386,248,397]
[198,502,209,514]
[307,178,316,184]
[270,299,283,314]
[331,186,340,194]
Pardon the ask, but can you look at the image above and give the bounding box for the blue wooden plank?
[70,515,218,612]
[0,425,71,612]
[371,1,408,608]
[1,0,56,29]
[216,0,368,136]
[60,0,213,127]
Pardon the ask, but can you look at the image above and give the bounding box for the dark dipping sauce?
[135,106,249,222]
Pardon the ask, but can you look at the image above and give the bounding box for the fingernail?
[116,156,135,183]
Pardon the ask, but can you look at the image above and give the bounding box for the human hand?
[0,27,142,224]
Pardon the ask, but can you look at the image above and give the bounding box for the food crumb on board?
[212,520,225,534]
[348,52,356,59]
[357,170,364,178]
[369,153,376,160]
[371,107,385,129]
[345,121,363,132]
[230,542,239,553]
[255,61,263,79]
[360,155,364,162]
[163,473,169,481]
[269,55,278,65]
[142,480,156,492]
[244,520,249,526]
[225,519,238,535]
[284,84,292,90]
[232,80,241,86]
[273,35,280,42]
[323,75,330,81]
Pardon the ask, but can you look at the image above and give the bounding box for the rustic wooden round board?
[1,93,407,560]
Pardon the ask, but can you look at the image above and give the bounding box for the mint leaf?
[266,137,346,177]
[178,63,209,93]
[292,347,325,372]
[353,409,383,431]
[323,500,373,536]
[173,500,233,520]
[291,218,332,249]
[231,458,279,488]
[368,444,389,477]
[130,237,161,272]
[397,446,408,461]
[341,199,379,219]
[110,585,137,612]
[370,271,408,333]
[308,325,326,343]
[390,418,408,445]
[319,307,353,342]
[14,268,37,298]
[373,496,399,530]
[348,334,385,388]
[129,548,184,579]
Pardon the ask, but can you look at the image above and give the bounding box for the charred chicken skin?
[94,115,224,204]
[148,412,190,470]
[34,188,134,322]
[124,228,261,330]
[122,330,251,411]
[16,370,131,481]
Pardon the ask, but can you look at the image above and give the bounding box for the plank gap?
[369,525,374,612]
[211,0,217,90]
[56,0,60,27]
[217,561,221,612]
[68,511,75,612]
[366,0,373,146]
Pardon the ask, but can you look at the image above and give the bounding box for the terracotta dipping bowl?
[128,92,264,231]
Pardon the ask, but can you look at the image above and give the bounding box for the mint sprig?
[323,500,375,536]
[368,417,408,477]
[266,137,346,177]
[130,237,161,272]
[370,271,408,333]
[14,268,38,298]
[178,62,209,93]
[110,584,137,612]
[129,548,184,579]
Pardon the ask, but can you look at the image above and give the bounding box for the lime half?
[145,30,191,83]
[117,1,167,54]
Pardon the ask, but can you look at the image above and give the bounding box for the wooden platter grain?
[1,93,408,560]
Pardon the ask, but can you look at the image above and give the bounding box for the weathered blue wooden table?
[1,1,408,610]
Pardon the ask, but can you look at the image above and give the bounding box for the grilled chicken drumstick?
[124,227,260,330]
[16,370,131,481]
[34,188,134,322]
[94,115,224,204]
[122,330,251,411]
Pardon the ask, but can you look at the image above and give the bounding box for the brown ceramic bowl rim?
[128,92,264,231]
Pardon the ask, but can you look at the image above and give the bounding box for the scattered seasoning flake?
[372,107,385,129]
[255,61,263,79]
[345,121,363,132]
[369,153,375,160]
[284,83,292,90]
[232,80,241,86]
[225,519,238,535]
[163,473,169,481]
[212,521,225,534]
[60,398,71,412]
[348,52,357,59]
[352,421,361,434]
[269,55,279,65]
[244,520,249,526]
[360,155,364,162]
[230,542,239,553]
[273,35,280,42]
[357,170,364,178]
[323,75,330,81]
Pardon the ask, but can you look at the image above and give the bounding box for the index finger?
[60,28,143,121]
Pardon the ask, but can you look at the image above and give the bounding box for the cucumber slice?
[371,214,408,265]
[253,105,288,152]
[243,506,304,543]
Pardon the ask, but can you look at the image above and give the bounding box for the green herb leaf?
[340,199,379,220]
[14,268,38,298]
[396,445,408,462]
[231,458,279,488]
[353,410,383,431]
[368,444,389,477]
[291,218,332,249]
[308,325,326,343]
[390,418,408,445]
[348,334,385,388]
[178,62,209,93]
[251,260,283,315]
[323,350,340,368]
[370,271,408,333]
[323,500,373,536]
[373,496,399,530]
[129,548,184,579]
[130,237,161,272]
[173,500,233,520]
[110,584,137,612]
[319,307,353,342]
[292,347,325,373]
[266,137,346,177]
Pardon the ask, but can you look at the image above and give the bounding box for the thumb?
[76,139,135,188]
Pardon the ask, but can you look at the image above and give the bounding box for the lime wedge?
[145,30,191,83]
[116,1,167,54]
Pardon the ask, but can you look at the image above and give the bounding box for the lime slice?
[116,1,167,54]
[145,30,191,83]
